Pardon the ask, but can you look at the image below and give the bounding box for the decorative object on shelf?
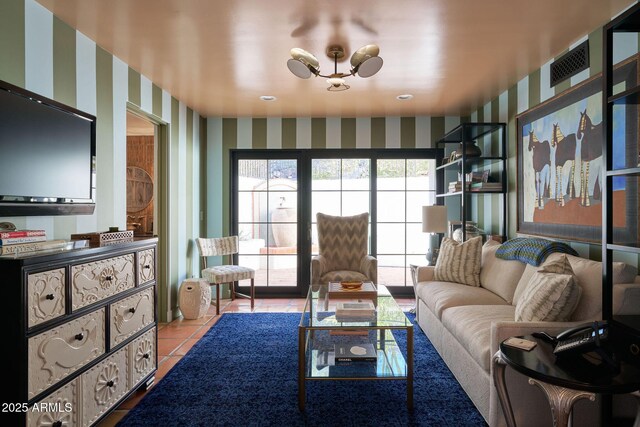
[452,223,484,243]
[287,44,383,91]
[0,221,16,231]
[455,141,482,158]
[422,205,447,265]
[70,230,134,247]
[448,151,458,163]
[516,54,639,243]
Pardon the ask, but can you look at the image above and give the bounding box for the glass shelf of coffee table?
[297,284,413,410]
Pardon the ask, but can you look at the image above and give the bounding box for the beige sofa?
[415,240,640,426]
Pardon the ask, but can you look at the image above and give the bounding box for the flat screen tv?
[0,80,96,216]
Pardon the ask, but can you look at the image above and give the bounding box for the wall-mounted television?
[0,80,96,216]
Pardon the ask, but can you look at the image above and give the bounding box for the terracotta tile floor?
[97,296,415,426]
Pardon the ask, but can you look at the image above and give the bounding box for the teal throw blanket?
[495,237,578,266]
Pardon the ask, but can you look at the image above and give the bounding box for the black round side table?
[493,335,640,427]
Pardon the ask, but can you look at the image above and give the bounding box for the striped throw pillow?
[515,255,582,322]
[434,236,482,287]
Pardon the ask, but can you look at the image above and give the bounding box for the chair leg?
[250,278,255,310]
[230,281,236,301]
[215,283,221,315]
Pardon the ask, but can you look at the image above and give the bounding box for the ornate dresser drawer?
[26,377,78,427]
[137,248,155,284]
[110,287,155,347]
[27,268,65,328]
[82,346,129,426]
[128,327,157,387]
[71,254,135,311]
[28,308,105,399]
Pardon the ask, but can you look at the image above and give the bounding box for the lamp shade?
[422,205,447,233]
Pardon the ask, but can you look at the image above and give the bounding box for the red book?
[0,230,46,239]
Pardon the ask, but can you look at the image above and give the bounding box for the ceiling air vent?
[550,40,589,87]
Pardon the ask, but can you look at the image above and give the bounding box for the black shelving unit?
[603,2,640,325]
[603,6,640,425]
[435,122,507,241]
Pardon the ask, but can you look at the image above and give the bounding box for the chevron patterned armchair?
[311,212,377,285]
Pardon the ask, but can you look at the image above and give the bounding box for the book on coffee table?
[334,343,377,363]
[335,300,376,321]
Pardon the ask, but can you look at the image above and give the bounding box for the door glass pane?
[238,159,267,191]
[313,192,341,217]
[407,159,434,191]
[237,158,297,287]
[377,255,406,287]
[377,159,406,190]
[377,223,405,254]
[377,192,405,222]
[342,159,370,190]
[312,159,340,190]
[407,191,433,222]
[342,191,370,216]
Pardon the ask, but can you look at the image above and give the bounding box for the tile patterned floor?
[97,296,415,426]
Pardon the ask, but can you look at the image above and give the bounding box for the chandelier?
[287,44,383,91]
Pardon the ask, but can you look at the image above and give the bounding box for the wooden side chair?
[196,236,255,315]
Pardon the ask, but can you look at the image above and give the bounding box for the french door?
[231,149,439,297]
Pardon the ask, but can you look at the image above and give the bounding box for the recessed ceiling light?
[260,95,276,101]
[396,94,413,100]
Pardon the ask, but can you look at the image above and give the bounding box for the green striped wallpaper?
[0,0,205,321]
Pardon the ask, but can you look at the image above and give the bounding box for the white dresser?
[2,238,158,426]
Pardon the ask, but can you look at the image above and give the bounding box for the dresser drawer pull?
[143,353,150,359]
[104,275,113,281]
[107,380,114,387]
[129,307,136,314]
[143,264,151,269]
[75,333,84,341]
[52,421,63,427]
[45,293,55,300]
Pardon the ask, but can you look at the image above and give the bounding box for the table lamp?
[422,205,447,265]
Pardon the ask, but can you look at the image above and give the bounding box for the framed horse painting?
[517,54,639,243]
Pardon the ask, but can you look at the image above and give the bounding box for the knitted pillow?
[515,255,582,322]
[434,236,482,287]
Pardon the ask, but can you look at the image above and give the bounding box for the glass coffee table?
[298,284,413,410]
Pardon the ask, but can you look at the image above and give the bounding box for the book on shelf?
[0,229,46,239]
[0,239,67,255]
[448,181,469,192]
[0,235,47,246]
[470,182,502,191]
[335,300,376,321]
[334,343,377,363]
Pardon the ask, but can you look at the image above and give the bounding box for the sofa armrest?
[311,255,327,285]
[360,255,378,284]
[490,320,585,359]
[613,282,640,315]
[416,266,435,282]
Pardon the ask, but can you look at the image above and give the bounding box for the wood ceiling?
[37,0,635,118]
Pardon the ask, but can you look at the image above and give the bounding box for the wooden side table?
[493,335,640,427]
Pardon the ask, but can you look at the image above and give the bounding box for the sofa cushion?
[434,236,482,286]
[515,255,581,322]
[416,280,509,319]
[442,304,516,371]
[480,240,526,304]
[513,252,638,320]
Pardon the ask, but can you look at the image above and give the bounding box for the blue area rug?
[118,313,486,426]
